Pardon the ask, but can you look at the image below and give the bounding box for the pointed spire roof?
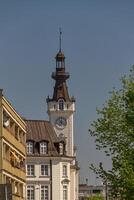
[59,28,62,52]
[47,31,75,103]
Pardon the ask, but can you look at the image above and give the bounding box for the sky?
[0,0,134,185]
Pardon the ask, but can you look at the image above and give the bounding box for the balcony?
[13,194,25,200]
[3,159,26,182]
[52,71,69,80]
[3,127,25,155]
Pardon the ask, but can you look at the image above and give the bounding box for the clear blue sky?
[0,0,134,184]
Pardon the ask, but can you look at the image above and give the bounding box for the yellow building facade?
[0,89,26,200]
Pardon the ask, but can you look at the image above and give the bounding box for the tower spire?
[46,32,73,103]
[59,28,62,52]
[55,28,65,68]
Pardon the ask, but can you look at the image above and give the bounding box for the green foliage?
[89,66,134,200]
[88,195,104,200]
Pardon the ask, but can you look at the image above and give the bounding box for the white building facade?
[26,46,79,200]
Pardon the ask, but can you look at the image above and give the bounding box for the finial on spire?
[59,28,62,52]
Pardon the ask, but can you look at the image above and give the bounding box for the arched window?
[58,99,64,110]
[27,142,33,154]
[40,142,47,154]
[63,185,68,200]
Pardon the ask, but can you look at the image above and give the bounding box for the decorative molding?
[61,178,70,184]
[26,180,51,184]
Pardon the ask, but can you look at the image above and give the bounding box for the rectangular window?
[58,99,64,110]
[27,185,34,200]
[63,165,67,177]
[59,143,63,155]
[41,165,49,176]
[27,142,33,154]
[63,185,67,200]
[41,185,49,200]
[40,142,47,154]
[27,165,35,176]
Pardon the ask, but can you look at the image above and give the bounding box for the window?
[27,165,35,176]
[41,185,49,200]
[41,165,49,176]
[27,185,34,200]
[27,142,33,154]
[59,143,64,155]
[63,185,68,200]
[58,99,64,110]
[63,165,67,177]
[40,142,47,154]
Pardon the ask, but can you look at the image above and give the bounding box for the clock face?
[55,117,67,129]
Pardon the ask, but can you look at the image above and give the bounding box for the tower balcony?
[47,101,75,113]
[52,72,69,80]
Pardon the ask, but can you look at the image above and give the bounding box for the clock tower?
[47,37,75,157]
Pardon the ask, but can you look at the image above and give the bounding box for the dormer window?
[58,99,64,110]
[27,142,33,154]
[59,142,64,155]
[40,142,47,154]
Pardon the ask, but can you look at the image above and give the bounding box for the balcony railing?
[3,159,26,181]
[3,127,25,155]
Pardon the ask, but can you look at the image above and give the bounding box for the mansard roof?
[25,120,58,142]
[25,119,60,156]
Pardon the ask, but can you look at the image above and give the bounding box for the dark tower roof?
[47,52,71,102]
[47,31,75,102]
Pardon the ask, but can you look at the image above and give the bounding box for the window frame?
[27,185,35,200]
[41,185,49,200]
[27,165,35,176]
[58,98,64,110]
[40,164,49,176]
[63,165,67,177]
[27,142,34,154]
[63,185,68,200]
[59,142,64,155]
[40,141,48,154]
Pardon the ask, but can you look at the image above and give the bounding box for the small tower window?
[40,142,48,154]
[59,142,64,155]
[27,142,33,154]
[63,165,67,177]
[58,99,64,110]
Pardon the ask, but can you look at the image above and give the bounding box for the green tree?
[88,195,104,200]
[89,66,134,200]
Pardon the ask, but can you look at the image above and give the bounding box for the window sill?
[39,175,49,178]
[27,175,36,178]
